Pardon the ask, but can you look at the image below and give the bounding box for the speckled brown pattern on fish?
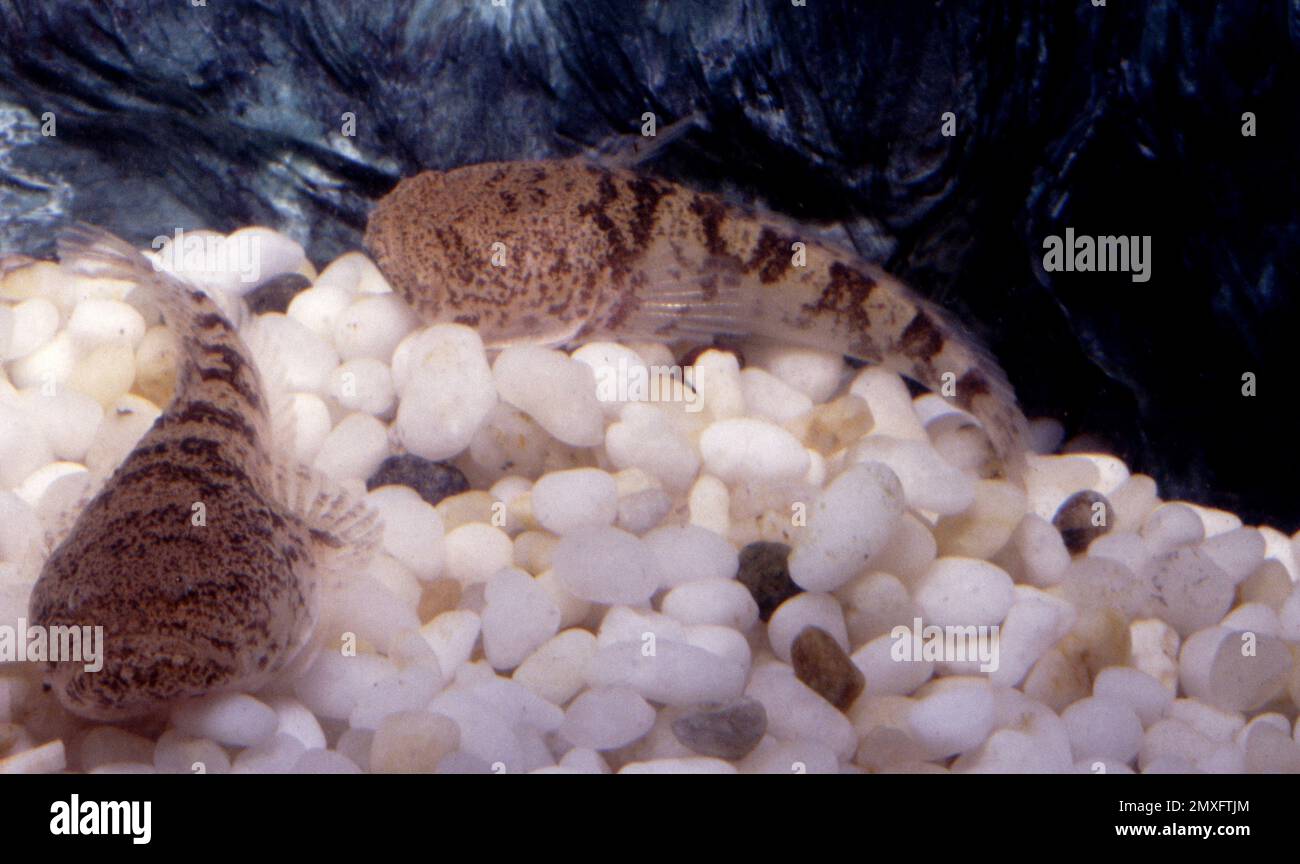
[26,225,365,721]
[364,159,1029,474]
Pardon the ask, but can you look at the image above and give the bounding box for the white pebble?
[852,634,933,697]
[789,461,905,592]
[642,524,739,588]
[850,436,975,515]
[18,387,103,462]
[572,342,649,417]
[989,587,1077,686]
[688,349,745,419]
[907,677,996,759]
[606,403,700,492]
[513,629,598,706]
[333,294,418,361]
[849,367,927,441]
[588,639,747,706]
[286,392,332,462]
[1092,666,1173,727]
[249,313,339,395]
[394,325,497,460]
[442,522,514,585]
[914,558,1015,627]
[311,412,389,481]
[746,661,855,758]
[67,298,146,351]
[493,346,604,447]
[553,526,657,605]
[0,403,53,489]
[698,417,809,483]
[739,367,814,424]
[747,343,844,403]
[9,331,77,391]
[530,468,618,534]
[1061,696,1143,763]
[226,226,307,291]
[365,485,445,579]
[267,697,326,751]
[419,610,481,677]
[561,687,656,750]
[171,693,278,748]
[287,284,354,340]
[329,358,396,417]
[292,651,395,721]
[1179,625,1292,712]
[4,297,59,361]
[661,580,758,631]
[482,567,561,670]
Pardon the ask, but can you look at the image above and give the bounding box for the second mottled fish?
[365,159,1029,477]
[28,225,378,721]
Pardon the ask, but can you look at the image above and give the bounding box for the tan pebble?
[933,479,1028,559]
[417,577,462,623]
[369,711,460,774]
[512,530,558,574]
[434,490,495,531]
[132,325,179,406]
[806,394,873,455]
[1059,606,1131,678]
[1022,648,1090,713]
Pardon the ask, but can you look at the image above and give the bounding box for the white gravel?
[2,225,1299,774]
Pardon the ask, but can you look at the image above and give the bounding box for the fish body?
[365,159,1028,475]
[28,226,375,721]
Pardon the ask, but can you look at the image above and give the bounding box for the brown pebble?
[671,697,767,760]
[1053,489,1115,555]
[736,541,801,622]
[792,626,864,712]
[417,578,462,622]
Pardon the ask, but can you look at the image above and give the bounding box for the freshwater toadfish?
[364,159,1029,477]
[27,225,378,721]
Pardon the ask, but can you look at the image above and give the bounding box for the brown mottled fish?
[28,224,378,721]
[364,159,1029,477]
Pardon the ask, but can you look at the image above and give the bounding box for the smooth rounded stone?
[442,523,516,586]
[14,462,85,515]
[768,593,849,664]
[66,342,136,405]
[742,739,841,774]
[322,578,420,658]
[643,524,739,589]
[841,571,914,645]
[287,283,354,341]
[332,294,418,361]
[1143,547,1234,636]
[851,634,934,698]
[9,330,75,394]
[1092,667,1173,727]
[606,402,700,492]
[4,297,59,361]
[740,367,814,425]
[292,749,362,774]
[493,345,604,447]
[1002,513,1070,587]
[1061,696,1143,763]
[245,272,310,315]
[734,542,802,626]
[366,454,467,507]
[343,660,444,732]
[560,687,656,750]
[1187,503,1244,538]
[394,325,497,460]
[530,468,618,535]
[311,411,389,481]
[513,629,597,706]
[263,696,326,751]
[747,342,844,403]
[906,677,996,759]
[369,711,461,774]
[688,473,731,536]
[126,322,178,404]
[1166,698,1245,742]
[587,639,747,706]
[328,357,396,417]
[1086,531,1151,578]
[1141,502,1205,555]
[1059,555,1148,619]
[670,698,767,760]
[792,626,865,711]
[1262,526,1300,582]
[419,610,481,678]
[291,647,396,721]
[1107,473,1159,533]
[153,730,230,775]
[848,436,974,515]
[614,472,672,534]
[365,485,445,580]
[687,349,745,420]
[1243,561,1292,612]
[571,341,649,417]
[249,313,339,394]
[554,747,611,774]
[220,226,307,291]
[913,557,1015,628]
[1139,718,1218,772]
[277,392,328,463]
[1052,489,1115,555]
[932,479,1028,559]
[170,693,277,748]
[88,762,158,775]
[787,461,905,592]
[947,689,1073,773]
[482,567,561,671]
[1221,602,1281,638]
[989,587,1077,687]
[746,661,857,758]
[1022,454,1102,521]
[230,734,307,774]
[660,579,759,631]
[619,757,738,774]
[553,526,657,605]
[698,417,809,483]
[1201,527,1267,584]
[0,396,55,484]
[66,298,146,352]
[17,387,102,465]
[1179,625,1292,712]
[1242,723,1300,773]
[77,727,155,771]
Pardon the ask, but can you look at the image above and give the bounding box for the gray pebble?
[1053,489,1115,555]
[671,698,767,761]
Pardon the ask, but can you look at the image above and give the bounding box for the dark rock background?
[1,0,1296,530]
